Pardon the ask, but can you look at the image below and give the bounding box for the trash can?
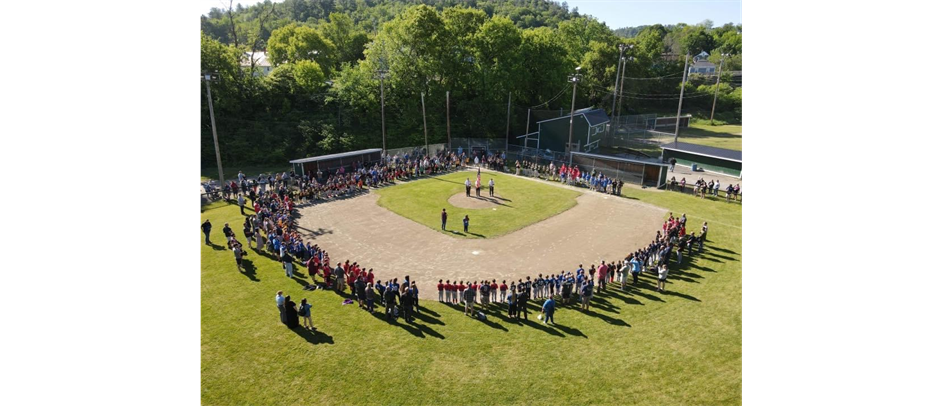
[691,163,698,172]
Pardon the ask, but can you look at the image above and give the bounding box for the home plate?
[472,251,480,255]
[492,208,497,211]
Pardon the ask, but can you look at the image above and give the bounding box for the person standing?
[384,284,397,320]
[631,257,642,285]
[201,220,212,244]
[284,296,299,328]
[355,276,367,308]
[401,288,414,323]
[299,298,313,330]
[411,282,420,314]
[465,178,472,197]
[499,280,508,303]
[282,251,294,278]
[437,279,444,302]
[238,194,246,215]
[233,244,244,271]
[463,284,475,316]
[463,215,469,233]
[517,286,529,320]
[620,261,630,291]
[669,157,677,172]
[508,284,517,318]
[276,291,286,324]
[701,221,709,242]
[254,228,263,253]
[365,284,376,314]
[541,297,556,325]
[580,280,592,311]
[490,280,498,303]
[657,264,669,293]
[597,262,608,294]
[441,208,448,231]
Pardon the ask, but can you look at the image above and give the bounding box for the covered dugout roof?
[660,142,742,163]
[289,148,383,164]
[571,151,668,167]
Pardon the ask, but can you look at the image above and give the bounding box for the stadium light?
[202,71,225,187]
[710,53,731,125]
[567,69,584,165]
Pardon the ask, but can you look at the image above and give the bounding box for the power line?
[528,84,569,108]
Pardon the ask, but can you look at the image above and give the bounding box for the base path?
[296,175,667,300]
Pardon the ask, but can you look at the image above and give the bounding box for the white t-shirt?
[658,266,669,279]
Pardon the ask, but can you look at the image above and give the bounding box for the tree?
[318,12,369,68]
[267,23,337,69]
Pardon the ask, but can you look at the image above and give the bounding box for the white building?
[688,51,717,75]
[241,51,273,76]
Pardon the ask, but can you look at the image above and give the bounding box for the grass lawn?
[374,171,581,238]
[679,123,743,151]
[201,180,742,405]
[200,164,290,183]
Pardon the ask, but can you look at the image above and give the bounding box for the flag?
[475,170,481,189]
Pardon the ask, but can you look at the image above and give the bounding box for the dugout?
[660,142,742,177]
[289,148,383,177]
[520,108,610,153]
[570,151,668,187]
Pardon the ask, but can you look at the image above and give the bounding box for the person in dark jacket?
[284,296,299,328]
[401,289,414,323]
[384,286,397,320]
[517,286,529,320]
[201,220,212,244]
[355,276,367,309]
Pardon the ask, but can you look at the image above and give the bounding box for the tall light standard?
[616,54,634,132]
[567,67,583,165]
[610,44,631,136]
[376,69,388,154]
[202,71,225,186]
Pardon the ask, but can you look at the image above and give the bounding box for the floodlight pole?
[616,56,631,135]
[203,73,225,186]
[567,71,583,166]
[446,90,451,150]
[377,69,388,154]
[710,54,728,125]
[421,92,429,155]
[610,44,627,132]
[505,92,512,151]
[673,54,690,145]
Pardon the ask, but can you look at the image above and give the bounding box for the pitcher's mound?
[448,192,506,209]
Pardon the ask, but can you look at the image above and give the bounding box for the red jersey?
[458,284,466,291]
[490,282,498,290]
[366,273,374,284]
[499,284,507,291]
[472,284,479,291]
[437,283,444,291]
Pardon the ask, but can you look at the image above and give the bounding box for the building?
[241,51,273,76]
[688,59,716,75]
[519,108,610,153]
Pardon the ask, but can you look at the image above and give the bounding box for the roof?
[241,51,271,68]
[289,148,383,164]
[582,109,611,126]
[660,142,742,162]
[691,60,716,67]
[535,108,610,126]
[570,151,667,167]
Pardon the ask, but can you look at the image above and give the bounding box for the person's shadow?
[240,259,260,282]
[290,326,334,345]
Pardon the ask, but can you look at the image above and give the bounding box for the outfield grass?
[201,180,742,405]
[200,164,290,182]
[374,171,581,238]
[679,123,743,151]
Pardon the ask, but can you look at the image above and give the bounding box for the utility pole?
[674,53,690,144]
[504,93,513,152]
[616,56,632,135]
[525,108,531,136]
[612,44,628,127]
[566,67,582,166]
[200,72,226,186]
[710,54,729,125]
[422,93,431,156]
[376,69,389,157]
[445,91,451,153]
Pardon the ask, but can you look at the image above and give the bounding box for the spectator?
[299,298,313,330]
[201,220,212,244]
[441,208,448,231]
[541,297,556,325]
[463,284,475,316]
[657,264,669,293]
